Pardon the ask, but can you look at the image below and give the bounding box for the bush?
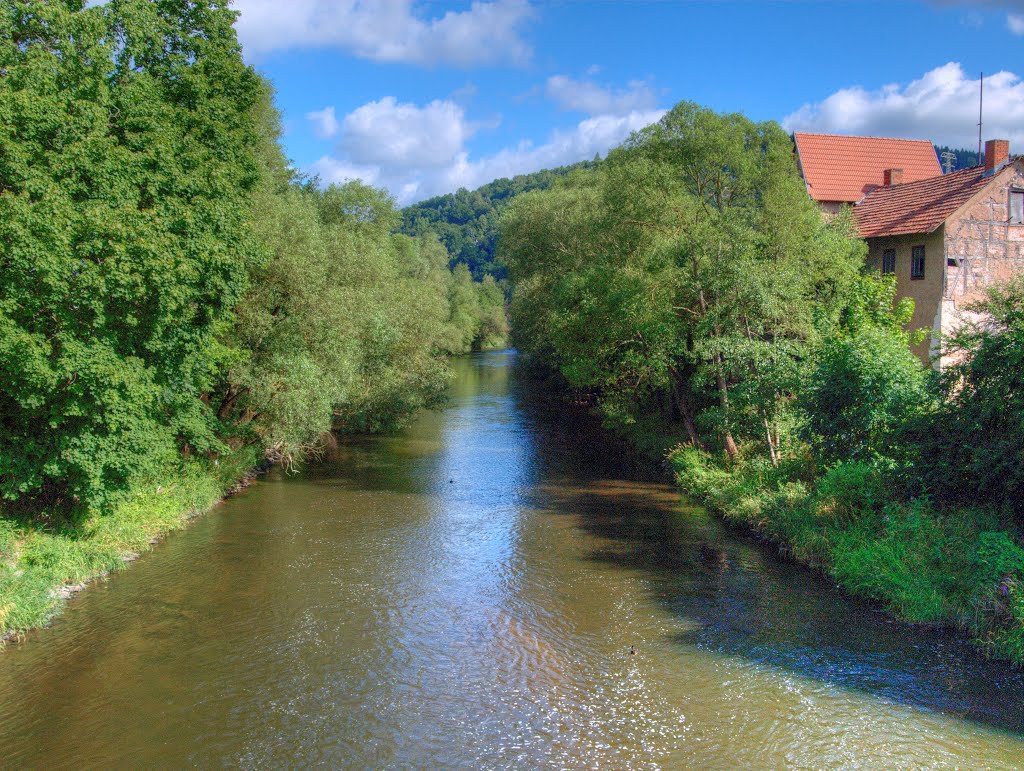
[914,277,1024,521]
[800,325,931,466]
[812,461,889,528]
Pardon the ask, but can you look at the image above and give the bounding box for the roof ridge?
[793,131,936,144]
[858,165,983,201]
[853,162,995,238]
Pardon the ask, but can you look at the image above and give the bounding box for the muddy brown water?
[2,351,1024,768]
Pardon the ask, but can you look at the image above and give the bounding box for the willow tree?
[503,102,863,460]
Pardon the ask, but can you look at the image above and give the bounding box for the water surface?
[2,351,1024,767]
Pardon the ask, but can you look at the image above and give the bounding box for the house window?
[882,249,896,275]
[1012,189,1024,225]
[911,245,925,279]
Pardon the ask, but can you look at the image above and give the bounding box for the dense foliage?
[503,102,1024,665]
[799,275,932,466]
[399,161,597,283]
[0,0,505,517]
[914,278,1024,519]
[1,0,265,511]
[503,103,863,459]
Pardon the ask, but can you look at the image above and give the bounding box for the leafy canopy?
[0,0,264,509]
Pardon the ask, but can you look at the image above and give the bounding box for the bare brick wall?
[944,162,1024,306]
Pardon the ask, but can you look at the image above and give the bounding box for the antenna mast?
[977,71,983,163]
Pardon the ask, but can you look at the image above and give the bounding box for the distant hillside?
[400,160,598,282]
[934,145,980,173]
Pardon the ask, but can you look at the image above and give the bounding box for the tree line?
[399,160,597,284]
[0,0,505,517]
[501,102,1024,663]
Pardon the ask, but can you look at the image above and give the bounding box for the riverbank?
[0,449,262,641]
[668,446,1024,667]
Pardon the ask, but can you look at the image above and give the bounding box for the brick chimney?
[883,168,903,186]
[985,139,1009,174]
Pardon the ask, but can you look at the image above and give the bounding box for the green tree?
[447,263,483,353]
[0,0,263,510]
[502,103,863,461]
[799,275,931,467]
[400,160,598,283]
[218,169,460,454]
[914,277,1024,518]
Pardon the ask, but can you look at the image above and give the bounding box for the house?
[853,139,1024,365]
[793,132,942,215]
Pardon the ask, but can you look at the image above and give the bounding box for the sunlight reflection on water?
[1,350,1023,768]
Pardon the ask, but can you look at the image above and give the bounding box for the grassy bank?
[0,449,259,639]
[670,446,1024,666]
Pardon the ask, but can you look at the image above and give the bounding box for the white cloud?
[309,156,381,188]
[338,97,477,171]
[433,110,666,195]
[449,83,478,105]
[783,62,1024,148]
[305,106,340,138]
[309,94,664,204]
[1009,13,1024,33]
[232,0,534,66]
[545,75,657,116]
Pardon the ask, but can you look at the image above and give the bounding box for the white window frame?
[1011,188,1024,225]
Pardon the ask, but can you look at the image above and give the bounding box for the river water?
[2,351,1024,767]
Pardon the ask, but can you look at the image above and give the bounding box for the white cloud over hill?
[338,97,478,172]
[232,0,534,66]
[308,89,664,204]
[783,62,1024,149]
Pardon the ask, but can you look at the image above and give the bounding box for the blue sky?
[233,1,1024,203]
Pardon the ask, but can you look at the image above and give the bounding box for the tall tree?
[0,0,264,510]
[503,103,863,460]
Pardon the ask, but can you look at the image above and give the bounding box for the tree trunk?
[697,287,739,461]
[763,413,778,468]
[669,370,701,447]
[217,385,248,421]
[716,366,739,460]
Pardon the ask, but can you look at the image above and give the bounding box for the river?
[2,351,1023,767]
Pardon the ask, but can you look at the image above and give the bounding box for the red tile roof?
[794,132,942,203]
[853,165,991,238]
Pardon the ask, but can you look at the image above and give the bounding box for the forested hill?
[399,160,598,282]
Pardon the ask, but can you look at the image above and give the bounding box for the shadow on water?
[507,353,1024,739]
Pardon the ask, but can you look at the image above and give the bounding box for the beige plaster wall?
[865,229,946,365]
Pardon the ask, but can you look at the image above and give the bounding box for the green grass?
[0,448,258,638]
[670,445,1024,667]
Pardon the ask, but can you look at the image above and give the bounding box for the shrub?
[915,277,1024,521]
[800,325,931,466]
[812,461,889,528]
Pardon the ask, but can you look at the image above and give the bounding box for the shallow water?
[2,351,1024,767]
